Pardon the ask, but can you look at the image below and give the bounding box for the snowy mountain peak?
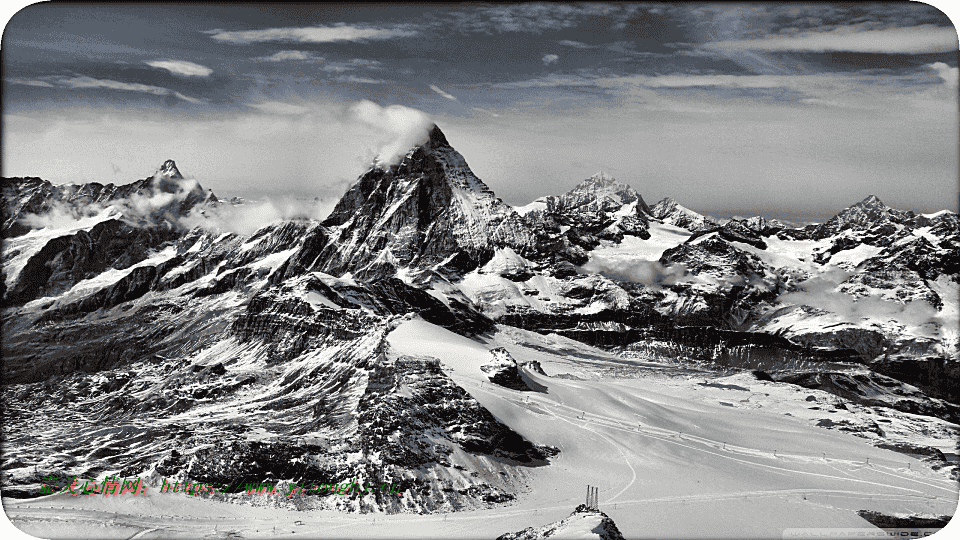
[157,159,184,180]
[556,172,646,215]
[575,172,629,192]
[319,124,535,279]
[425,123,451,150]
[650,197,717,232]
[855,194,888,210]
[810,194,915,240]
[586,171,615,184]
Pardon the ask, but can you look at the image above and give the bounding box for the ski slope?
[4,317,957,539]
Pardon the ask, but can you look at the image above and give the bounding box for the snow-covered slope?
[649,197,717,232]
[2,127,958,539]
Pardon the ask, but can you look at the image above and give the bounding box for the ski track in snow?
[462,376,951,501]
[6,313,958,538]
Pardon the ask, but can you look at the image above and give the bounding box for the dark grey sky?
[2,2,958,222]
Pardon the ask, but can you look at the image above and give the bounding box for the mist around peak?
[349,100,434,167]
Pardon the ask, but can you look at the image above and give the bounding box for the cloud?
[207,25,416,44]
[246,101,310,115]
[542,54,560,65]
[319,58,383,72]
[438,3,620,34]
[487,69,955,111]
[144,60,213,77]
[429,84,458,101]
[471,106,500,117]
[333,75,388,84]
[581,255,690,288]
[776,266,941,330]
[181,197,338,236]
[8,75,203,104]
[2,100,442,202]
[19,200,105,230]
[5,77,54,88]
[558,40,593,48]
[19,172,204,230]
[928,62,959,89]
[708,25,958,54]
[349,100,433,166]
[253,50,324,62]
[171,92,203,104]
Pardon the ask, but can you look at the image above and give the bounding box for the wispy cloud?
[429,84,458,101]
[558,39,593,49]
[246,101,310,115]
[542,54,559,65]
[333,75,387,84]
[144,60,213,77]
[472,107,500,117]
[439,3,621,34]
[207,25,415,44]
[252,50,324,62]
[7,75,203,103]
[5,77,54,88]
[708,25,958,54]
[319,59,382,72]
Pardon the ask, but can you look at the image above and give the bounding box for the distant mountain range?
[2,124,957,510]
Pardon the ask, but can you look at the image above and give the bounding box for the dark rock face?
[1,280,557,508]
[3,219,181,307]
[480,348,547,392]
[317,125,536,280]
[660,236,776,283]
[774,371,960,423]
[857,510,951,529]
[785,327,891,363]
[874,441,948,462]
[686,219,768,249]
[869,354,960,405]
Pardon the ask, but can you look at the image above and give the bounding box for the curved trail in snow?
[459,376,952,501]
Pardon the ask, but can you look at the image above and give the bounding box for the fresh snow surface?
[829,244,884,268]
[513,198,548,216]
[612,200,638,218]
[760,236,830,267]
[481,247,532,276]
[19,246,179,311]
[912,226,941,244]
[5,316,958,539]
[921,209,952,218]
[380,317,958,538]
[588,222,692,264]
[303,290,341,311]
[246,248,297,270]
[928,275,960,356]
[455,270,571,317]
[2,207,122,290]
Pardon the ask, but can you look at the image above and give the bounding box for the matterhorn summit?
[314,124,536,280]
[157,159,184,180]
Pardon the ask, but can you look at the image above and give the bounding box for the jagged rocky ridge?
[1,160,214,238]
[2,124,958,507]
